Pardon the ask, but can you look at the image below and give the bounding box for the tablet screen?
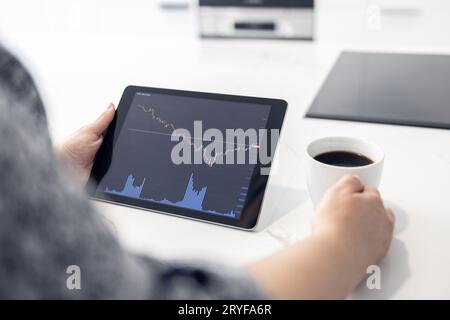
[93,89,274,221]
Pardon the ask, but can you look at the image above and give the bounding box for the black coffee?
[314,151,374,167]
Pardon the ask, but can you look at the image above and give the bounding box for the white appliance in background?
[316,0,450,46]
[198,0,314,40]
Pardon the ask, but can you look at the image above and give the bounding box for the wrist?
[311,228,370,292]
[54,144,90,185]
[55,143,71,163]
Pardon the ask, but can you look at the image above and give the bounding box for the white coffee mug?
[305,136,384,206]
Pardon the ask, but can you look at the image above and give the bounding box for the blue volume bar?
[105,173,237,218]
[163,173,206,211]
[105,175,145,198]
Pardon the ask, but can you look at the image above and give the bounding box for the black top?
[306,52,450,130]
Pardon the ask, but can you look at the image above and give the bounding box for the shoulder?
[0,44,47,126]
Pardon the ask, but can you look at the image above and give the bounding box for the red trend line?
[138,105,176,132]
[138,104,259,167]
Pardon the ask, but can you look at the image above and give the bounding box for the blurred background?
[2,1,449,44]
[1,0,449,141]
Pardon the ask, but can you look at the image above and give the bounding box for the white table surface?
[2,5,450,299]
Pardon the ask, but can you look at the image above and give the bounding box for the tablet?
[306,51,450,129]
[87,86,287,230]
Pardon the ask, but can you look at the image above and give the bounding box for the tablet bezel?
[87,86,287,230]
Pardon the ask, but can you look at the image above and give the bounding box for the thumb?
[90,103,115,136]
[333,175,364,194]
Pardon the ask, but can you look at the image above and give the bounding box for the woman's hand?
[314,175,395,270]
[55,103,115,185]
[248,175,395,299]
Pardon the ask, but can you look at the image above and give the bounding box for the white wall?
[1,1,449,47]
[316,0,450,47]
[0,0,195,39]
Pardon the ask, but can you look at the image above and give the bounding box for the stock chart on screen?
[97,92,271,219]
